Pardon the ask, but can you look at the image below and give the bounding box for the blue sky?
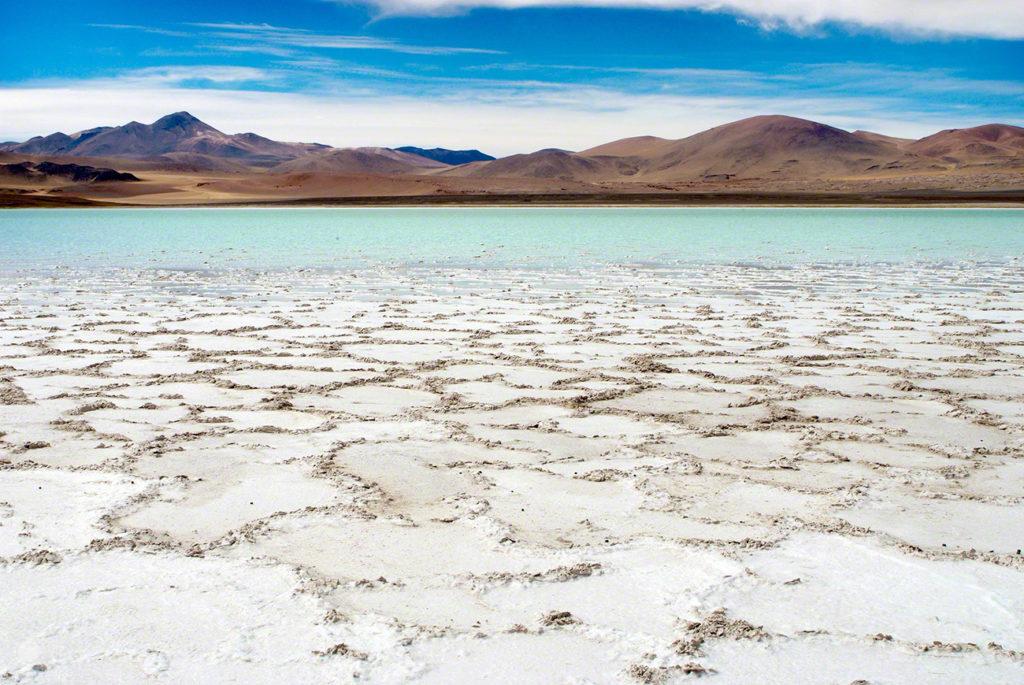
[1,0,1021,154]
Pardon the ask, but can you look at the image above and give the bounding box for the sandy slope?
[580,135,676,158]
[3,164,1023,207]
[852,130,915,149]
[2,263,1023,683]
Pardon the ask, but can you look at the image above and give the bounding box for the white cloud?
[339,0,1024,39]
[0,82,1006,156]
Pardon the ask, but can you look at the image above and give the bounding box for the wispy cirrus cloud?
[91,21,501,57]
[198,43,299,58]
[465,63,772,80]
[90,23,190,38]
[463,60,1024,101]
[110,65,283,87]
[330,0,1024,40]
[191,22,503,55]
[798,63,1024,98]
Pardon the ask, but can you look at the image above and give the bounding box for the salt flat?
[1,263,1023,683]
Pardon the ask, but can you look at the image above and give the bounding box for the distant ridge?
[0,113,499,174]
[2,112,1022,188]
[459,115,1024,182]
[0,112,328,168]
[396,147,495,165]
[270,147,448,175]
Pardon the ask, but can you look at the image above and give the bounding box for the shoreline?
[3,190,1024,209]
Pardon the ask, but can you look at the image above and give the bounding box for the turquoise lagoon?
[0,207,1021,272]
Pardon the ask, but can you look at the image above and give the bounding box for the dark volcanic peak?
[396,147,495,165]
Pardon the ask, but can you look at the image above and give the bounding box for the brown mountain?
[463,115,1024,183]
[2,113,1022,206]
[906,124,1024,165]
[653,115,892,180]
[270,147,448,175]
[0,112,328,168]
[595,115,911,181]
[579,135,674,158]
[444,148,641,180]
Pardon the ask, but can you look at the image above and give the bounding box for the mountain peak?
[719,115,843,134]
[151,111,216,134]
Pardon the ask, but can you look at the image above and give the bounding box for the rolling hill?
[578,135,675,158]
[906,124,1024,165]
[269,147,448,175]
[396,147,495,165]
[461,115,1024,182]
[443,148,641,180]
[637,115,906,181]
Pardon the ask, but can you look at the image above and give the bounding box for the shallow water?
[1,207,1022,272]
